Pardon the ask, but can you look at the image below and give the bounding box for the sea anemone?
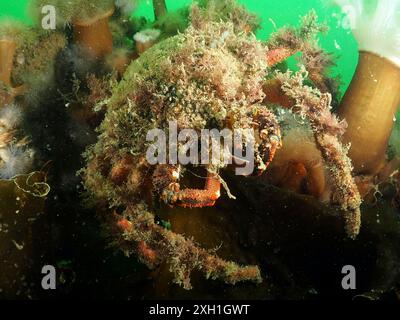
[0,103,23,130]
[0,20,36,106]
[133,28,161,55]
[267,114,329,201]
[0,144,34,180]
[31,0,116,58]
[0,104,34,179]
[12,31,67,105]
[335,0,400,175]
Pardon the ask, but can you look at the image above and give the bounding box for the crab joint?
[171,172,221,208]
[117,218,133,232]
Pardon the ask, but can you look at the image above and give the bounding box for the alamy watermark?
[341,265,356,290]
[41,5,56,30]
[146,121,256,176]
[41,265,56,290]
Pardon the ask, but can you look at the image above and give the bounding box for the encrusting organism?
[132,0,261,57]
[335,0,400,175]
[263,68,361,237]
[83,17,277,289]
[82,3,362,289]
[262,12,352,204]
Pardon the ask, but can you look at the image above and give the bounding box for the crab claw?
[168,171,221,208]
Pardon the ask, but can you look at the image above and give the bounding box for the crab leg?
[173,171,221,208]
[266,47,295,67]
[116,206,262,290]
[152,165,221,208]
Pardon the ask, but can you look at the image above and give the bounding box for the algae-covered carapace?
[0,0,399,301]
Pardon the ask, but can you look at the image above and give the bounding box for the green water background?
[0,0,360,94]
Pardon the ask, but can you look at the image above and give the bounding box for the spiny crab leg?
[115,206,262,290]
[152,165,221,208]
[173,171,221,208]
[266,47,295,67]
[251,109,283,176]
[260,130,282,170]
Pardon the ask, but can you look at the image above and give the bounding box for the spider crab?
[82,15,361,289]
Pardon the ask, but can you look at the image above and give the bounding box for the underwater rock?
[230,175,400,300]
